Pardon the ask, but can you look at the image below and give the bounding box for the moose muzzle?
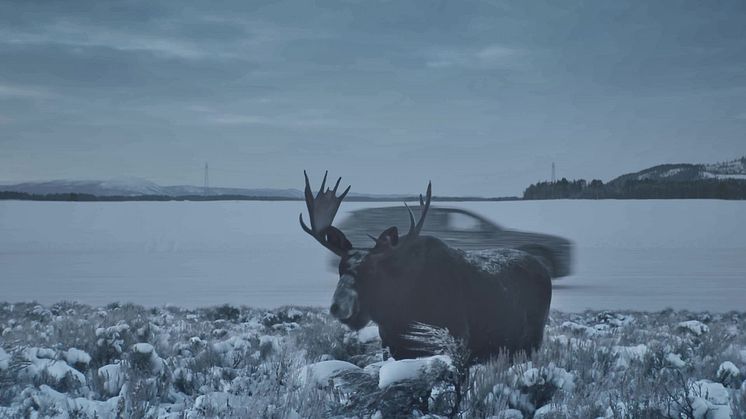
[330,274,358,320]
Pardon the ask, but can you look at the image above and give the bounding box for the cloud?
[0,84,50,99]
[1,22,212,60]
[205,113,338,128]
[425,44,524,69]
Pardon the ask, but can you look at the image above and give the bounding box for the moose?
[300,171,552,361]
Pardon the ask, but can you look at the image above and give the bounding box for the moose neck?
[366,236,488,337]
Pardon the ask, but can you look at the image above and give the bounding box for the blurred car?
[331,206,573,279]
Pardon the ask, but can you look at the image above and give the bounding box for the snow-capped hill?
[610,164,702,184]
[0,178,409,199]
[0,178,165,196]
[0,178,305,197]
[702,157,746,180]
[610,157,746,184]
[704,157,746,175]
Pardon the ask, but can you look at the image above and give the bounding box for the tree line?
[523,178,746,200]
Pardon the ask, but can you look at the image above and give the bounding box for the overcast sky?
[1,1,744,196]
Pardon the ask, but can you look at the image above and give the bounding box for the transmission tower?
[551,162,556,183]
[203,162,210,196]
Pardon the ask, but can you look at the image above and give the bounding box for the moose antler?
[404,181,432,238]
[299,170,351,256]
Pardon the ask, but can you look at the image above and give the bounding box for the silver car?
[332,206,573,279]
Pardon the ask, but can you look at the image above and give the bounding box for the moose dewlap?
[300,171,552,361]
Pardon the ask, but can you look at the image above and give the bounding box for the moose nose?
[330,303,341,317]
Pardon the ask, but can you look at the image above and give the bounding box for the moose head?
[299,171,432,331]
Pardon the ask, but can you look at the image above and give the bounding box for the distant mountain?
[0,177,411,200]
[523,156,746,200]
[609,157,746,185]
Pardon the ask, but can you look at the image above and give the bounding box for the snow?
[64,347,91,366]
[716,361,740,386]
[677,320,710,336]
[0,347,9,370]
[98,363,125,396]
[461,248,528,274]
[377,355,452,388]
[131,343,165,375]
[686,380,732,419]
[490,410,523,419]
[665,353,686,368]
[1,200,746,311]
[612,344,648,368]
[24,385,123,419]
[356,324,380,343]
[660,167,684,177]
[299,360,361,386]
[193,392,232,415]
[20,347,86,389]
[702,172,746,180]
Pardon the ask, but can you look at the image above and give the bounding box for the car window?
[447,212,482,231]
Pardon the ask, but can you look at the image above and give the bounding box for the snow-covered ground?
[0,303,744,418]
[1,199,745,311]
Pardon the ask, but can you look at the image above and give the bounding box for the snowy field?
[0,303,744,418]
[1,199,745,312]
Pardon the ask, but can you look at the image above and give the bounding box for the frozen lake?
[1,200,744,312]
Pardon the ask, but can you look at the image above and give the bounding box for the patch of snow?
[665,353,686,368]
[0,347,9,370]
[596,312,634,327]
[661,168,684,178]
[356,325,380,343]
[507,362,575,393]
[378,355,452,388]
[25,385,123,418]
[98,363,125,397]
[561,321,598,336]
[130,343,165,375]
[677,320,709,336]
[662,380,732,419]
[716,361,740,387]
[702,172,746,180]
[534,403,568,418]
[64,347,91,366]
[489,409,523,419]
[20,347,86,389]
[194,392,232,416]
[363,360,385,376]
[132,342,154,354]
[299,360,361,387]
[612,344,648,368]
[259,335,281,352]
[461,248,529,275]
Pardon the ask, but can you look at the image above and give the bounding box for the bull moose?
[300,171,552,360]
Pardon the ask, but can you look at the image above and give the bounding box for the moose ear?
[375,226,399,248]
[323,226,352,253]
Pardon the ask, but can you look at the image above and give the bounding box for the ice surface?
[1,199,745,311]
